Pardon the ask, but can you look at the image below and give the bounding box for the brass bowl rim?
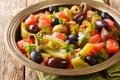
[4,0,120,76]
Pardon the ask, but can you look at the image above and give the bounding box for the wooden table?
[0,0,120,80]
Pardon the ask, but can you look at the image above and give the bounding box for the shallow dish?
[4,0,120,76]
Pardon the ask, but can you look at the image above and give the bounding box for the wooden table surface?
[0,0,120,80]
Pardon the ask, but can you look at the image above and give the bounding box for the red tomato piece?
[104,19,115,29]
[55,12,69,22]
[87,10,94,18]
[17,39,33,54]
[38,16,52,29]
[67,54,73,69]
[87,10,94,22]
[25,14,37,26]
[67,21,76,33]
[52,32,65,40]
[91,30,99,36]
[91,43,105,55]
[88,34,102,43]
[41,57,49,66]
[106,39,119,55]
[45,11,51,15]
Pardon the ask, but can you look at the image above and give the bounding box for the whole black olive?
[85,55,98,65]
[95,20,109,31]
[47,58,68,68]
[30,50,43,63]
[73,13,86,25]
[49,6,59,13]
[51,17,59,26]
[68,34,78,42]
[100,12,113,20]
[27,25,39,34]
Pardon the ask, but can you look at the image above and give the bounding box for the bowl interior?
[5,0,120,76]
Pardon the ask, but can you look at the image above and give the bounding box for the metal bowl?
[4,0,120,76]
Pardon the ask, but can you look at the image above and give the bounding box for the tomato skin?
[104,19,115,29]
[88,34,102,43]
[67,54,73,69]
[55,12,69,22]
[52,32,65,40]
[87,10,94,22]
[91,43,105,55]
[17,39,33,54]
[25,14,37,26]
[106,39,119,55]
[38,16,52,29]
[41,57,49,66]
[91,30,99,36]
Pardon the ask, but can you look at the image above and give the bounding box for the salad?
[17,3,120,69]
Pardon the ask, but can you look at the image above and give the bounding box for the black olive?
[73,12,86,25]
[27,25,39,34]
[101,12,113,20]
[51,17,59,26]
[30,50,43,63]
[85,55,98,65]
[95,20,109,31]
[68,34,78,42]
[49,6,59,13]
[47,58,68,68]
[66,39,75,44]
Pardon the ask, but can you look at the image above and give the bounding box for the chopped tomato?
[91,30,99,36]
[17,39,33,54]
[45,11,51,15]
[67,54,73,69]
[25,14,37,26]
[87,10,94,22]
[88,34,102,43]
[76,24,86,33]
[106,39,119,54]
[74,48,81,53]
[67,21,76,33]
[55,12,69,22]
[38,16,52,29]
[41,57,49,66]
[52,32,65,40]
[91,43,105,55]
[87,10,94,18]
[104,19,115,29]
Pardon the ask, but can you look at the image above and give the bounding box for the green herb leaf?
[91,12,101,30]
[71,24,79,34]
[58,18,65,24]
[36,33,43,40]
[23,42,36,54]
[62,44,74,54]
[59,7,66,11]
[51,11,56,18]
[78,32,91,46]
[78,32,85,45]
[97,49,107,60]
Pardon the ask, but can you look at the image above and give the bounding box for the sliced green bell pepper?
[21,22,30,39]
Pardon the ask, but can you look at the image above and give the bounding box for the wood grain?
[109,0,120,12]
[0,0,26,80]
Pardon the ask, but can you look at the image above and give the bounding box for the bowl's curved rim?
[4,0,120,76]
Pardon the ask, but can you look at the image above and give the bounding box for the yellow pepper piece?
[63,8,73,20]
[71,57,89,69]
[78,43,93,58]
[45,49,68,59]
[21,22,30,39]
